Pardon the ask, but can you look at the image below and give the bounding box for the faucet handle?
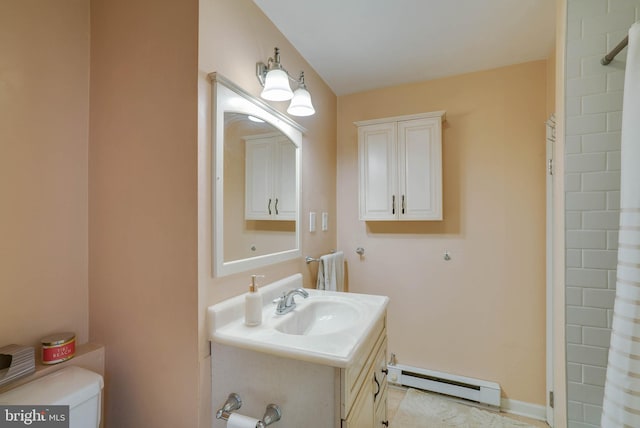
[273,292,287,311]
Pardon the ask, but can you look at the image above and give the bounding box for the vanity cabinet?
[244,134,296,220]
[210,313,388,428]
[373,337,389,427]
[342,324,388,428]
[342,377,373,428]
[356,111,445,221]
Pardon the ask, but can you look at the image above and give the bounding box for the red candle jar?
[41,332,76,365]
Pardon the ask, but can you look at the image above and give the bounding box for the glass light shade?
[287,87,315,116]
[247,115,265,123]
[261,69,293,101]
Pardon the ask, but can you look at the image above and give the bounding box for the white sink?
[207,274,389,367]
[274,298,361,336]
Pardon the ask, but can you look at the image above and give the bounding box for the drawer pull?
[373,375,381,400]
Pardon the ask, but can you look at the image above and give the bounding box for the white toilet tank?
[0,366,103,428]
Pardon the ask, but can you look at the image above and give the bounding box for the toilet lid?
[0,366,103,408]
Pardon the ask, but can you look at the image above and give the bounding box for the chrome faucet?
[275,288,309,315]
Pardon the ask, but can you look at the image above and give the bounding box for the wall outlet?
[321,212,328,231]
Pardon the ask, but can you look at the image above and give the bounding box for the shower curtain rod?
[602,35,629,65]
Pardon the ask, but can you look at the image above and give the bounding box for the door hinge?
[548,158,553,176]
[549,391,554,408]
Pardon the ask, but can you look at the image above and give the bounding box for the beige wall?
[198,0,338,425]
[0,0,89,346]
[337,61,548,405]
[89,0,200,427]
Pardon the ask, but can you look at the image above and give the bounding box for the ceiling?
[252,0,556,96]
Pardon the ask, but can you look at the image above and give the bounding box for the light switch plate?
[309,212,317,232]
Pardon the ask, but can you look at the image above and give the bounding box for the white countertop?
[207,274,389,368]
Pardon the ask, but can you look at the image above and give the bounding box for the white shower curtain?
[602,21,640,428]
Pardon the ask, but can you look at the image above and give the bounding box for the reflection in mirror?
[223,113,296,262]
[211,73,303,277]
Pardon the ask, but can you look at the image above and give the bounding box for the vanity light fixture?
[256,47,316,117]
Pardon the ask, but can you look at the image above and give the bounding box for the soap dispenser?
[245,275,263,326]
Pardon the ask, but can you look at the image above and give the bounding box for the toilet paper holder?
[216,393,281,428]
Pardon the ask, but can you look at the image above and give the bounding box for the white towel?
[602,21,640,428]
[316,251,344,291]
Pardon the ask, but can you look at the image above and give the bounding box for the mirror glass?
[212,74,303,277]
[223,113,297,261]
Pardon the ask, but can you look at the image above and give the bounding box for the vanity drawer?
[340,315,386,418]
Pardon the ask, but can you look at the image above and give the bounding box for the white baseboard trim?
[501,398,547,421]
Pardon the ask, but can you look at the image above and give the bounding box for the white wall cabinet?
[245,134,296,220]
[356,111,445,221]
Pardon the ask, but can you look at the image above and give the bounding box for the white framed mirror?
[210,73,303,277]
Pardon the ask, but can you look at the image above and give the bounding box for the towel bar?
[602,35,629,65]
[304,248,348,264]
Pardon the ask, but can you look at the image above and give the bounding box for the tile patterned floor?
[387,386,550,427]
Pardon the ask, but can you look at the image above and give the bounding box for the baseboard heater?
[387,364,501,408]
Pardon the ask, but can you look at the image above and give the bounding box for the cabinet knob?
[381,368,388,375]
[382,421,389,427]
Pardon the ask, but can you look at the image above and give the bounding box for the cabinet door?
[375,385,388,428]
[273,138,296,220]
[373,338,389,427]
[342,372,374,428]
[398,118,443,220]
[358,123,397,220]
[245,138,275,220]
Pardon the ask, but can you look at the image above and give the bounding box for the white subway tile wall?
[565,1,639,426]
